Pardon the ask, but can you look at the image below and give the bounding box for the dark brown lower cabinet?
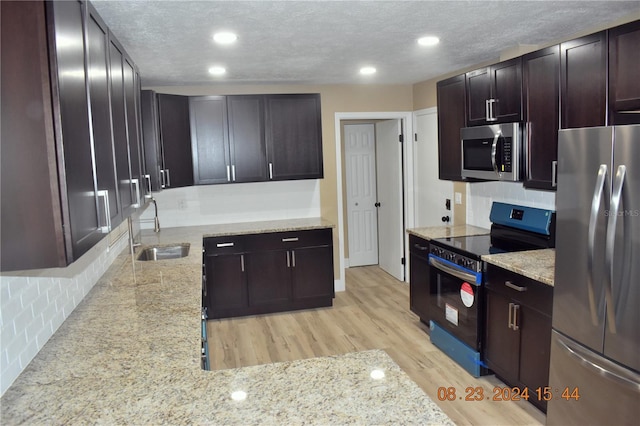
[484,264,553,412]
[204,228,334,319]
[409,234,431,324]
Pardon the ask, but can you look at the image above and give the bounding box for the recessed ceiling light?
[213,32,238,45]
[230,390,247,401]
[208,66,226,76]
[360,66,377,75]
[417,36,440,46]
[370,369,385,380]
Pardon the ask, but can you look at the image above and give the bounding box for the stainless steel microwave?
[460,123,523,181]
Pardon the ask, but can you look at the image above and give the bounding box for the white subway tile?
[1,322,17,354]
[18,338,38,369]
[1,358,22,396]
[6,277,25,299]
[34,325,53,351]
[4,331,26,364]
[24,316,44,342]
[1,295,21,329]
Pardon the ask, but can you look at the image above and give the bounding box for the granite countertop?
[1,218,453,425]
[407,224,490,240]
[482,248,556,287]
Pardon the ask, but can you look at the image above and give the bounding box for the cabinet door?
[491,57,523,123]
[519,306,552,411]
[141,90,163,191]
[609,21,640,125]
[189,96,230,185]
[157,94,194,188]
[484,290,520,382]
[123,56,143,206]
[409,251,431,323]
[437,74,467,181]
[523,45,560,190]
[108,38,135,216]
[291,246,334,300]
[561,32,607,128]
[50,0,103,260]
[466,68,491,126]
[246,250,292,306]
[86,6,121,230]
[228,95,268,182]
[205,253,248,315]
[265,94,323,180]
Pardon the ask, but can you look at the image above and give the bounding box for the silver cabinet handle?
[240,254,245,272]
[144,174,152,196]
[231,165,236,182]
[96,190,111,233]
[413,243,428,251]
[505,280,527,292]
[269,162,273,180]
[165,168,171,187]
[286,250,290,267]
[216,242,234,248]
[587,164,609,326]
[226,165,231,182]
[160,169,166,188]
[292,250,296,268]
[512,304,520,331]
[282,237,299,242]
[508,302,514,330]
[552,160,558,188]
[605,165,627,333]
[485,99,491,121]
[131,178,140,208]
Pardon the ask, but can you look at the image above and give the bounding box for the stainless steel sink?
[136,243,190,261]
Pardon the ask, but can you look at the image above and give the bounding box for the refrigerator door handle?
[587,164,609,326]
[605,165,627,333]
[557,333,640,392]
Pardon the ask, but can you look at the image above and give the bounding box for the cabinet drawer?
[204,235,246,254]
[485,264,553,315]
[245,228,332,251]
[409,234,430,259]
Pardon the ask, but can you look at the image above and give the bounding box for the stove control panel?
[429,244,481,272]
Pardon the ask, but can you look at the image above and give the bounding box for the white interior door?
[345,124,379,267]
[376,119,404,281]
[414,109,454,227]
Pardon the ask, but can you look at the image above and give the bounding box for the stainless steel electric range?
[427,202,555,377]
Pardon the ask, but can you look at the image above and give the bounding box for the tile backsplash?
[0,222,129,397]
[466,181,556,229]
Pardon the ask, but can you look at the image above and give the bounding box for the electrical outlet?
[455,192,462,205]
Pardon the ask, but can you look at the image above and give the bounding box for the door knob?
[375,202,381,208]
[441,216,450,222]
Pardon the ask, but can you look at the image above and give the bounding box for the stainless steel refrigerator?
[548,125,640,425]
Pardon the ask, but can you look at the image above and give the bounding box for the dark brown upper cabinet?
[609,20,640,125]
[265,94,323,180]
[140,90,164,192]
[189,96,230,185]
[466,57,523,126]
[157,94,194,188]
[227,95,268,183]
[123,57,145,206]
[437,74,467,181]
[560,32,607,128]
[523,45,560,190]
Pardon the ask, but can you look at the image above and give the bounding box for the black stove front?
[425,203,556,377]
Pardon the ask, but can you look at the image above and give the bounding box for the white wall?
[140,179,321,228]
[0,223,130,397]
[466,181,556,228]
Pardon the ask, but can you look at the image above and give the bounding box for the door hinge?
[401,257,405,265]
[398,134,404,143]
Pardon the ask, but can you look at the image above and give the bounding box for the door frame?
[334,112,415,290]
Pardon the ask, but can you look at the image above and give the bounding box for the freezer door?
[547,331,640,425]
[554,127,613,352]
[604,125,640,371]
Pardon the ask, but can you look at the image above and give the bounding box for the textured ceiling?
[91,0,640,87]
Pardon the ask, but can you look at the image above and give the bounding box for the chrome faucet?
[151,198,160,232]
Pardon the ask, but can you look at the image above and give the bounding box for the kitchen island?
[0,218,452,425]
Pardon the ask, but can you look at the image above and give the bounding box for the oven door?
[428,254,483,350]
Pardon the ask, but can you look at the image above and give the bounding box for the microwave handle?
[490,133,501,176]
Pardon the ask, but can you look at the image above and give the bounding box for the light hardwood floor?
[207,266,546,426]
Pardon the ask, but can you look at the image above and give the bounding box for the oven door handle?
[429,257,478,284]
